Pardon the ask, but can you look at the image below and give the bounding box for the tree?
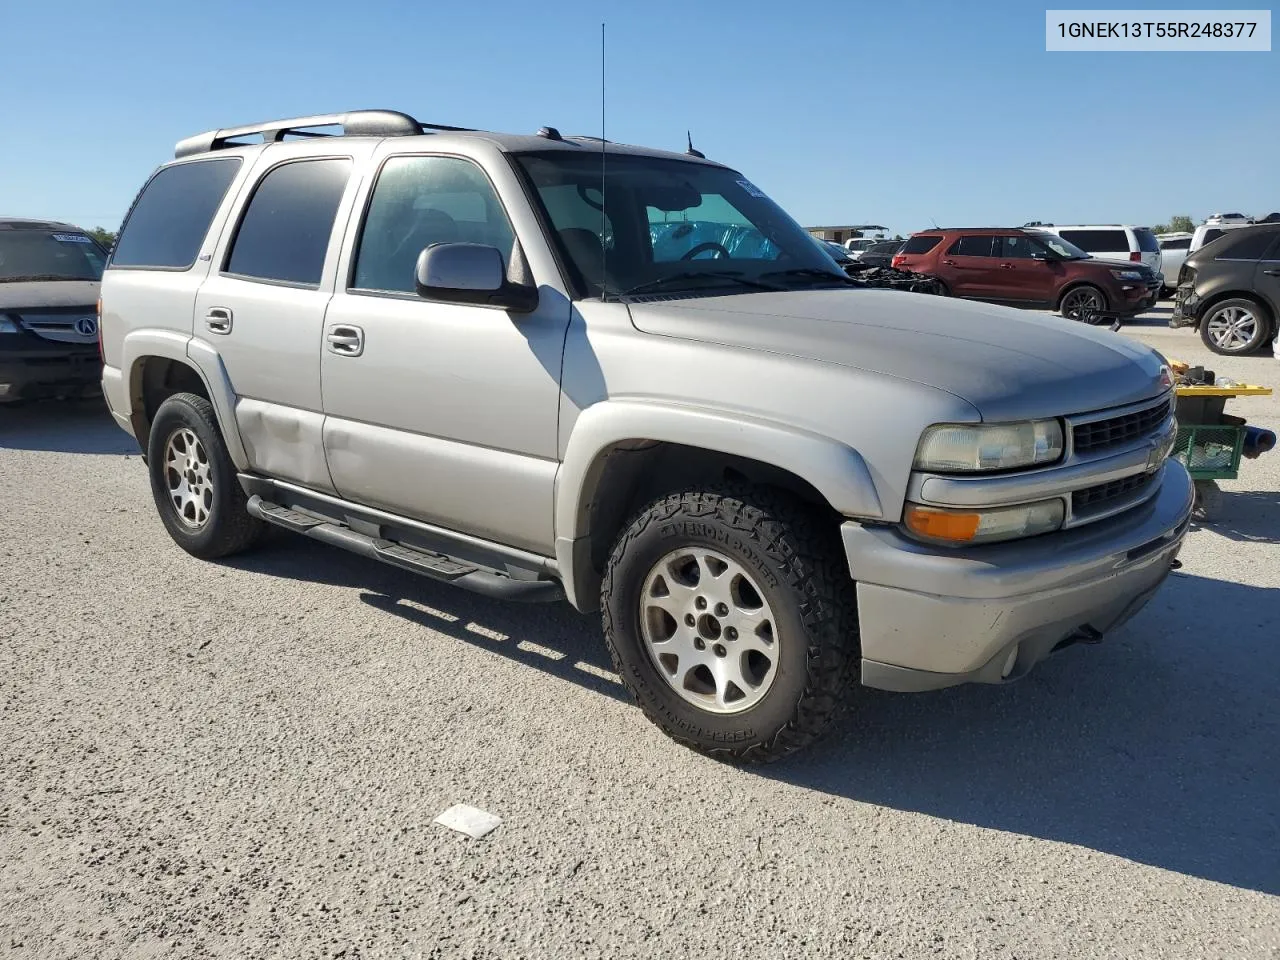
[87,227,117,251]
[1151,215,1194,235]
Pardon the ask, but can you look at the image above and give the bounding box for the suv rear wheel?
[146,392,264,559]
[1199,298,1272,355]
[600,486,858,763]
[1060,285,1107,322]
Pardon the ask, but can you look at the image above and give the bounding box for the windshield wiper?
[759,267,854,287]
[617,271,785,298]
[0,274,94,283]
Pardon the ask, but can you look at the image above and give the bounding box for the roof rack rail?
[174,109,472,158]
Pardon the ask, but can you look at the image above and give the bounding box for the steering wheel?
[680,242,731,261]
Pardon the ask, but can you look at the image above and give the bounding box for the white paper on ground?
[434,804,502,839]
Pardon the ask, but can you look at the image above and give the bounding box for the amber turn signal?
[903,505,981,543]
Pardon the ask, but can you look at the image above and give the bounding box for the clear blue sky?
[1,0,1275,234]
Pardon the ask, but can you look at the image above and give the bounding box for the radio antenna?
[601,21,607,299]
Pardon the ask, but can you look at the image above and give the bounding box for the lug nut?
[726,627,738,640]
[715,603,728,617]
[695,597,707,610]
[685,614,696,626]
[713,644,727,658]
[694,638,706,650]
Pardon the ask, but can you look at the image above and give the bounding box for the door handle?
[942,259,956,266]
[1264,269,1280,276]
[326,324,364,357]
[999,263,1015,269]
[205,307,233,334]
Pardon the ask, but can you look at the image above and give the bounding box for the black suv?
[1171,223,1280,355]
[0,219,107,402]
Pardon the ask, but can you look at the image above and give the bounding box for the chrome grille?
[1072,398,1172,455]
[1072,472,1157,513]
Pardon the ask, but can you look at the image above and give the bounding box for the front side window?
[948,235,995,257]
[112,158,241,269]
[997,235,1037,259]
[0,228,107,282]
[352,156,516,294]
[514,151,843,298]
[225,158,352,287]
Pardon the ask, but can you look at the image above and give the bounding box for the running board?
[246,495,564,603]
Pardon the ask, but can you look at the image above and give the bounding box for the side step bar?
[246,496,564,603]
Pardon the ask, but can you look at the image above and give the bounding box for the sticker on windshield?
[51,233,92,243]
[736,179,768,198]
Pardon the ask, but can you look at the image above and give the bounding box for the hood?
[0,279,100,311]
[628,289,1168,422]
[1085,256,1153,274]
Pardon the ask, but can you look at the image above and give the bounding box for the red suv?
[893,228,1162,321]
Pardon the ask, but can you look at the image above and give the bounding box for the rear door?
[1249,234,1280,322]
[994,235,1056,303]
[192,143,369,492]
[941,234,999,297]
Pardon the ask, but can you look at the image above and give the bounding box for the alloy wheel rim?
[1206,306,1257,350]
[164,427,213,529]
[1063,289,1102,320]
[638,547,779,715]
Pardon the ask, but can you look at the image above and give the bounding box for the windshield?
[1035,234,1089,259]
[0,228,107,282]
[513,151,846,298]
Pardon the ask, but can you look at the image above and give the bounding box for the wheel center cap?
[696,612,722,641]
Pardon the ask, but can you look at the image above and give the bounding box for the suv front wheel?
[1199,298,1272,355]
[1060,285,1108,323]
[146,392,264,559]
[600,486,858,763]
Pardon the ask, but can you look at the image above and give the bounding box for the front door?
[319,152,571,555]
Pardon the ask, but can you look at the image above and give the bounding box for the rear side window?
[111,158,241,269]
[1214,230,1278,261]
[948,235,995,257]
[1201,228,1226,246]
[1160,238,1191,250]
[900,235,942,255]
[1060,229,1127,253]
[225,158,352,286]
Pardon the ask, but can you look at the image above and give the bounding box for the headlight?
[1110,269,1145,280]
[914,420,1064,473]
[904,499,1065,546]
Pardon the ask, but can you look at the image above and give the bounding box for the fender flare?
[121,330,248,470]
[553,399,883,610]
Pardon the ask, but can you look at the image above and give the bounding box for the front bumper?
[0,343,102,402]
[1170,287,1201,328]
[843,460,1193,691]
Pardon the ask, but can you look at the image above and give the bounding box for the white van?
[1030,224,1162,277]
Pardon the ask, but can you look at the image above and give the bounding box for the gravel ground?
[2,308,1277,959]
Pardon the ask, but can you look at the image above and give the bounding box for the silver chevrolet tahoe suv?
[100,110,1193,762]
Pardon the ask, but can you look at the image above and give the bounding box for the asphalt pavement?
[2,307,1277,959]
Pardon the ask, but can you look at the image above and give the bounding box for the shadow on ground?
[1198,488,1280,544]
[766,571,1280,896]
[226,537,624,702]
[231,531,1280,896]
[0,398,135,455]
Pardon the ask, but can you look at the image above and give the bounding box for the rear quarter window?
[111,158,242,269]
[1060,229,1128,253]
[1134,229,1160,253]
[900,235,942,255]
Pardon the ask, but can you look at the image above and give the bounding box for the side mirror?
[414,243,538,313]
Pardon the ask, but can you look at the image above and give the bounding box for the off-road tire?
[600,486,859,763]
[146,392,264,560]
